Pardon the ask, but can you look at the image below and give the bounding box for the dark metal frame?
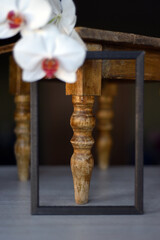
[31,50,144,215]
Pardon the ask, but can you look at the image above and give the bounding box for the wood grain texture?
[9,56,30,95]
[70,96,95,204]
[76,27,160,50]
[66,43,102,96]
[76,27,160,81]
[0,43,14,55]
[102,47,160,81]
[97,82,117,169]
[14,95,30,181]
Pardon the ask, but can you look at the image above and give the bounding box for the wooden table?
[66,27,160,204]
[1,27,160,204]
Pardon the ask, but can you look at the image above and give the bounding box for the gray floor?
[0,166,160,240]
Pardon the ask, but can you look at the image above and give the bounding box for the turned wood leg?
[70,96,95,204]
[97,82,117,169]
[9,56,30,181]
[66,43,102,204]
[14,95,30,181]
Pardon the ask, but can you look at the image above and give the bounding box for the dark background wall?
[75,0,160,37]
[0,0,160,166]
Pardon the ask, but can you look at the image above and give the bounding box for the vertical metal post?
[135,52,144,213]
[31,82,39,214]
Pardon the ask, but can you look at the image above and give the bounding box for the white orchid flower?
[0,0,52,39]
[13,25,86,83]
[48,0,76,35]
[47,0,86,48]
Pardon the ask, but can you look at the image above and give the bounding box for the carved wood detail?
[14,95,30,181]
[9,56,30,95]
[70,96,95,204]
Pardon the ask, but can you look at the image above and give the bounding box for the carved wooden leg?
[97,82,117,169]
[14,95,30,181]
[70,96,95,204]
[9,56,30,181]
[66,43,102,204]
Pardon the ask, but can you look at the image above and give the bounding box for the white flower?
[48,0,76,35]
[48,0,86,48]
[13,25,86,83]
[0,0,52,39]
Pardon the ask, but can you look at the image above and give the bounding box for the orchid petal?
[16,0,30,12]
[22,0,52,30]
[39,25,59,55]
[13,34,46,70]
[14,25,59,70]
[58,15,76,35]
[61,0,76,19]
[20,28,35,37]
[54,34,86,72]
[14,24,85,84]
[55,66,76,83]
[21,24,59,40]
[0,0,17,23]
[60,0,76,34]
[47,0,62,17]
[0,22,20,39]
[22,65,45,82]
[71,30,87,49]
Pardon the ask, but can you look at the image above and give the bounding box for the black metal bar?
[86,51,142,60]
[31,50,144,215]
[31,82,39,214]
[135,52,144,213]
[34,206,140,215]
